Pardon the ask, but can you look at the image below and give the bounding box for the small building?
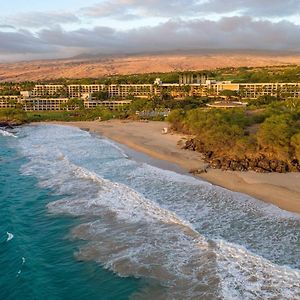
[20,91,31,98]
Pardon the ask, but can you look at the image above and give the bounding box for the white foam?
[6,232,14,241]
[72,218,300,299]
[0,129,17,138]
[216,239,300,299]
[130,163,208,185]
[49,164,196,229]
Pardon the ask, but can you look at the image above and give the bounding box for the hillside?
[1,51,300,82]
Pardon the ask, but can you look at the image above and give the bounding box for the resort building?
[206,81,239,95]
[24,79,300,102]
[31,85,65,97]
[2,74,300,112]
[85,99,132,110]
[160,80,300,99]
[21,98,69,111]
[0,96,19,109]
[179,73,208,85]
[0,92,131,111]
[108,84,154,99]
[67,84,154,99]
[68,84,106,98]
[239,83,300,99]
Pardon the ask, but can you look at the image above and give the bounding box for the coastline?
[40,120,300,214]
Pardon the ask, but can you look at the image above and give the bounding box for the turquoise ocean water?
[0,129,143,300]
[0,125,300,299]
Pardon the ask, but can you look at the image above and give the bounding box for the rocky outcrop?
[189,166,209,175]
[183,138,300,173]
[0,121,14,129]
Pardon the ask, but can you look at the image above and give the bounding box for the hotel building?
[21,98,69,111]
[0,96,19,109]
[68,84,107,98]
[1,73,300,111]
[108,84,154,99]
[31,85,65,97]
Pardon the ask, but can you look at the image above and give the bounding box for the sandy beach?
[44,120,300,214]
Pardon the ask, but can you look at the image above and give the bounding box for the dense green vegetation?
[168,99,300,171]
[212,65,300,83]
[0,108,28,125]
[0,106,115,124]
[26,107,115,122]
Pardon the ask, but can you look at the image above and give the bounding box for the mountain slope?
[1,51,300,82]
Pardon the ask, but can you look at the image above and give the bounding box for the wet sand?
[43,120,300,214]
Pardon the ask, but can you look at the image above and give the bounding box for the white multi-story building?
[0,96,19,109]
[25,80,300,101]
[21,98,69,111]
[68,84,107,98]
[239,83,300,99]
[84,99,132,110]
[108,84,154,99]
[31,85,65,97]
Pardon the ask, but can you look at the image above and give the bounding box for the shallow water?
[0,129,144,300]
[1,125,300,299]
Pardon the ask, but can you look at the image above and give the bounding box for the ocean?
[0,124,299,300]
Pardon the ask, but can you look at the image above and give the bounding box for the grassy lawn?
[26,111,90,122]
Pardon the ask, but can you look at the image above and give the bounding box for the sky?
[0,0,300,62]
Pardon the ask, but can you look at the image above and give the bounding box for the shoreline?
[39,120,300,214]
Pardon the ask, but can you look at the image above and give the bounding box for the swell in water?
[14,124,300,299]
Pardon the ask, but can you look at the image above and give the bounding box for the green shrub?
[291,133,300,161]
[257,114,295,159]
[0,108,28,124]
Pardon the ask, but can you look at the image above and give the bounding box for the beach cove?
[1,123,300,299]
[45,120,300,214]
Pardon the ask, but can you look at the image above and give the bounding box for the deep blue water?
[0,136,143,300]
[0,125,300,299]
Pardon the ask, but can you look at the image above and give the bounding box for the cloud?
[7,11,80,28]
[199,0,300,17]
[0,24,15,29]
[0,16,300,61]
[38,17,300,52]
[83,0,202,18]
[82,0,300,19]
[0,30,55,55]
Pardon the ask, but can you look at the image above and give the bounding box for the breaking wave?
[0,128,17,138]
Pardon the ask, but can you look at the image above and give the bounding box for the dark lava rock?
[211,159,221,169]
[269,160,278,171]
[0,122,14,129]
[257,158,271,171]
[275,162,289,173]
[183,139,196,151]
[182,139,300,173]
